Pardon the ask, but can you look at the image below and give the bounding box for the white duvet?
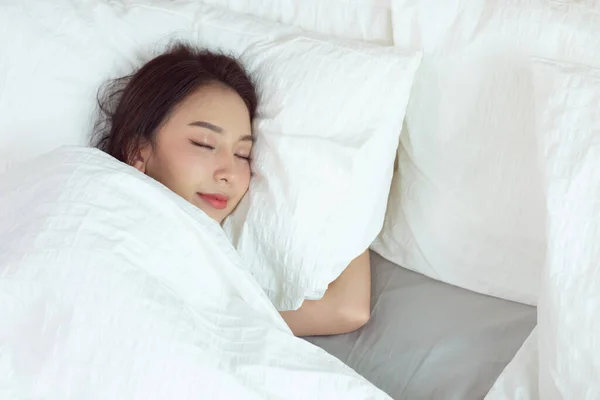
[0,147,389,400]
[486,59,600,399]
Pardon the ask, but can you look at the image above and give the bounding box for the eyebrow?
[189,120,254,142]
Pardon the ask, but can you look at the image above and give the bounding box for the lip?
[197,193,229,210]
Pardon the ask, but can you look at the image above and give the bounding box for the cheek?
[153,147,207,191]
[182,152,214,181]
[237,163,252,193]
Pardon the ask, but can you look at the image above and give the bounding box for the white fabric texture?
[223,37,421,310]
[535,58,600,400]
[199,0,393,44]
[0,0,422,311]
[0,0,296,174]
[373,0,600,305]
[486,58,600,400]
[0,147,391,400]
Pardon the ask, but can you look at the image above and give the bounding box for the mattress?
[305,251,537,400]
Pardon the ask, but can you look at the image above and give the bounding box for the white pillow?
[487,56,600,400]
[0,0,422,311]
[200,0,393,44]
[533,59,600,399]
[372,0,600,304]
[223,36,421,311]
[0,0,298,174]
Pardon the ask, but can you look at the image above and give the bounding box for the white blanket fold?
[0,147,389,400]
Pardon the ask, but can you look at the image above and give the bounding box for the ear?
[131,139,153,173]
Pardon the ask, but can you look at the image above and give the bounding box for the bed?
[305,251,537,399]
[6,1,591,398]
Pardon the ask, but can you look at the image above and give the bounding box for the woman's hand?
[279,249,371,337]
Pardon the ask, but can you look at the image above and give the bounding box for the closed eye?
[190,139,214,150]
[236,154,251,161]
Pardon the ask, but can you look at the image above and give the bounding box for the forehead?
[172,84,251,130]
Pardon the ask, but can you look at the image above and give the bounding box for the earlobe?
[131,141,152,173]
[132,155,146,173]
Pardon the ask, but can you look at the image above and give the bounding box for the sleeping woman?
[93,42,371,337]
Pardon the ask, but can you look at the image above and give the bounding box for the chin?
[215,212,228,225]
[208,210,226,224]
[203,210,220,223]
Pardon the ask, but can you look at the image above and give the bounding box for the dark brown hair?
[93,42,257,164]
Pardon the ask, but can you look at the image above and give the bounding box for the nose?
[213,149,235,184]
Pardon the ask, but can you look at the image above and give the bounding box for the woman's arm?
[280,249,371,337]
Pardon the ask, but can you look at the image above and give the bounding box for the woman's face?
[133,83,253,224]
